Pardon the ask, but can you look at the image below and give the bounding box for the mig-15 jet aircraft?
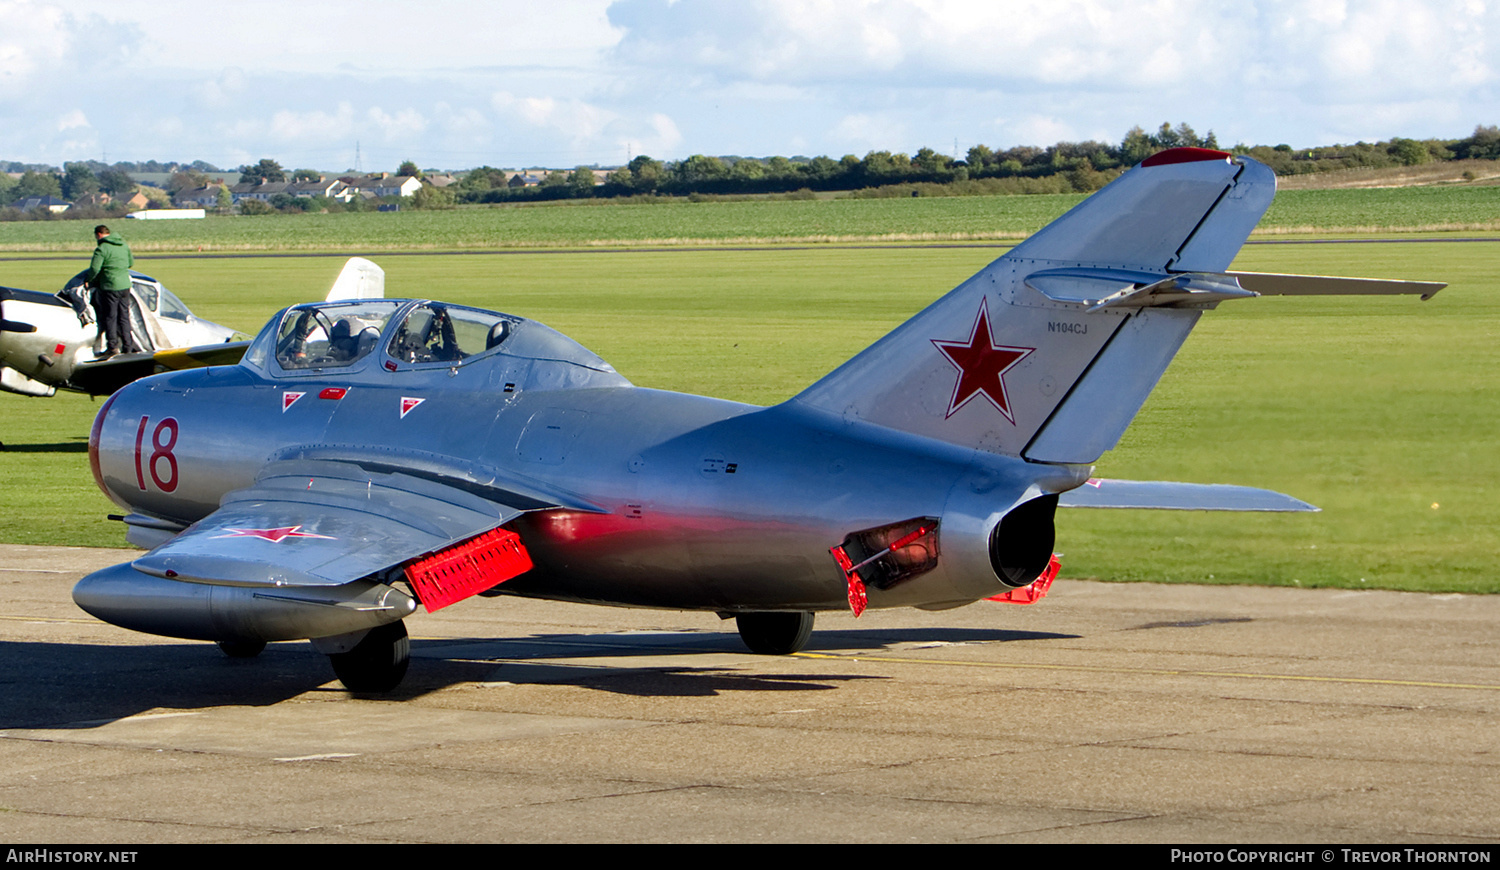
[72,148,1443,692]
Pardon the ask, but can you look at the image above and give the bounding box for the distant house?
[69,191,112,209]
[423,173,457,188]
[288,177,352,201]
[8,195,71,213]
[333,174,420,200]
[228,181,292,204]
[365,174,422,198]
[507,171,546,188]
[173,185,227,209]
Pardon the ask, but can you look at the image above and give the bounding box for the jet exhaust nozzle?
[989,494,1058,588]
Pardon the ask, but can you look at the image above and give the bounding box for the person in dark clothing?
[87,224,140,357]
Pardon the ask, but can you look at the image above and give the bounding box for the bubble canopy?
[241,299,620,377]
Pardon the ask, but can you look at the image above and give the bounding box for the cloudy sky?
[2,0,1495,172]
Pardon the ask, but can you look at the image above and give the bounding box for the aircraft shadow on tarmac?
[0,627,1075,727]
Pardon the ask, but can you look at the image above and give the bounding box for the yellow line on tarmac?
[792,651,1500,692]
[0,614,98,625]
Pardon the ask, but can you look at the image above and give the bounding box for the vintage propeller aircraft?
[72,148,1443,692]
[0,257,385,406]
[0,269,237,401]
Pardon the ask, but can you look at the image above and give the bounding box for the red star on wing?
[931,299,1034,423]
[214,525,334,543]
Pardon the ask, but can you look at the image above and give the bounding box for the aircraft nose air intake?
[88,391,125,507]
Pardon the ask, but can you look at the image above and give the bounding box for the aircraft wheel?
[329,621,410,692]
[735,611,815,655]
[217,638,266,658]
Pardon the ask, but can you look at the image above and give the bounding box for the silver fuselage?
[91,300,1080,615]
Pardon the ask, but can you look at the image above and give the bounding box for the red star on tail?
[931,299,1033,423]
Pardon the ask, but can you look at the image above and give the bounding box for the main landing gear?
[328,621,411,693]
[213,621,412,692]
[216,639,267,658]
[735,611,815,655]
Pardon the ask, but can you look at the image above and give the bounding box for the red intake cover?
[405,527,533,612]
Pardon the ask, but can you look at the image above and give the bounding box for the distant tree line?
[4,124,1498,218]
[2,158,223,176]
[449,122,1500,205]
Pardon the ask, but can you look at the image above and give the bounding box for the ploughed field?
[1,189,1496,593]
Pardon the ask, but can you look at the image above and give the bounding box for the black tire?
[735,611,815,655]
[329,621,410,692]
[217,638,266,658]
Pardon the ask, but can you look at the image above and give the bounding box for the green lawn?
[1064,239,1500,591]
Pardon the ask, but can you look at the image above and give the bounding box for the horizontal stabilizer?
[1058,478,1317,512]
[1225,271,1445,300]
[1025,268,1444,311]
[1025,268,1258,311]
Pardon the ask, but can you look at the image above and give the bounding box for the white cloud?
[56,109,90,131]
[365,107,431,146]
[493,90,614,143]
[603,0,1500,154]
[607,112,683,157]
[0,0,1497,167]
[830,113,907,152]
[434,103,491,136]
[608,0,1249,88]
[266,103,357,143]
[1004,116,1079,149]
[0,1,71,83]
[193,68,249,109]
[49,0,622,72]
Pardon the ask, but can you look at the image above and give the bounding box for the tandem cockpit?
[240,299,626,384]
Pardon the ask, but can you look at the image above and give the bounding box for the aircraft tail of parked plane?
[793,148,1439,474]
[324,257,385,302]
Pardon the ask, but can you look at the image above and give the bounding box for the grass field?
[2,232,1495,594]
[0,184,1497,253]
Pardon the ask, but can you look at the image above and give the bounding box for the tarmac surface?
[2,543,1497,844]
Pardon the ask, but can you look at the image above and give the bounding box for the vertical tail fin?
[789,149,1276,465]
[325,257,385,301]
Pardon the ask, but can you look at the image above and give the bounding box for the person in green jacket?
[87,224,139,357]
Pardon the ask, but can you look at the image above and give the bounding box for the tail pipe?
[989,493,1057,588]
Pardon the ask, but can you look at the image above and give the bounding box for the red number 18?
[133,416,179,493]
